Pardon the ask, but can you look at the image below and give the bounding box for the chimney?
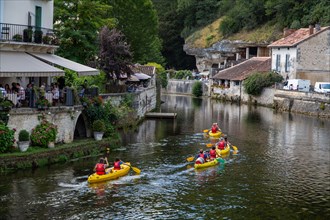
[283,28,296,37]
[315,23,321,32]
[309,25,314,35]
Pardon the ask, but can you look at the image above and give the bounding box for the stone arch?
[74,113,88,139]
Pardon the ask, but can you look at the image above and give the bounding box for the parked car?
[314,82,330,93]
[283,79,311,92]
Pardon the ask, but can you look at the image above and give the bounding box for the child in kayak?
[113,158,123,170]
[94,157,109,175]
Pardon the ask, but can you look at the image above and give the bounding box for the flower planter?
[18,141,29,152]
[48,142,55,148]
[94,132,104,141]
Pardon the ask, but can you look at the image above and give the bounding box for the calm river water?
[0,95,329,219]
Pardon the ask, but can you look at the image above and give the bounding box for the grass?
[185,18,283,48]
[186,18,224,48]
[228,23,282,43]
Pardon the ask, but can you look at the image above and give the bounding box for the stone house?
[211,57,271,102]
[268,25,330,85]
[0,0,99,90]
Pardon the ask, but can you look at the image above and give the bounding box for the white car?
[314,82,330,93]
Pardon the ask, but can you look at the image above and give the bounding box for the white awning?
[0,51,65,77]
[134,72,151,80]
[200,71,210,76]
[29,53,99,76]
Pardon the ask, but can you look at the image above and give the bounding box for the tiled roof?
[213,57,271,81]
[268,26,330,47]
[130,64,156,76]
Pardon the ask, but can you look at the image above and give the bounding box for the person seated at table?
[210,122,221,133]
[94,157,109,175]
[52,83,60,106]
[0,84,7,97]
[16,83,25,107]
[4,84,11,94]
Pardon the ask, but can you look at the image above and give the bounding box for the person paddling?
[114,158,123,170]
[209,146,217,160]
[94,157,109,175]
[210,123,220,133]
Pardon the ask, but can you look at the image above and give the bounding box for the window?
[285,54,290,72]
[275,54,281,72]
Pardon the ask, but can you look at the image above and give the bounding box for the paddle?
[123,163,141,174]
[186,156,194,162]
[206,143,213,148]
[203,129,209,133]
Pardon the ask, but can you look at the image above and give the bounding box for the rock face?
[184,40,269,72]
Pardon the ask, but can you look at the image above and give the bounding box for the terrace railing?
[0,23,58,45]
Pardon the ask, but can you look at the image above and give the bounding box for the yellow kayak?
[216,145,230,155]
[208,130,222,137]
[87,162,131,184]
[194,159,219,169]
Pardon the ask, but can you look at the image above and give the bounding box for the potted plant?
[42,35,52,44]
[23,28,33,42]
[12,34,23,42]
[36,97,50,110]
[34,29,43,43]
[18,129,30,152]
[30,117,58,148]
[92,120,105,141]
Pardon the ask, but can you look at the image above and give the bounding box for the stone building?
[268,25,330,85]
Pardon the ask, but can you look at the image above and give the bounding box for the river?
[0,95,329,219]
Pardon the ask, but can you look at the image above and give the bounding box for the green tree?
[244,72,283,96]
[54,0,113,64]
[192,81,203,97]
[153,0,196,70]
[110,0,164,65]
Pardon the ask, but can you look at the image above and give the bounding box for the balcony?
[0,23,59,46]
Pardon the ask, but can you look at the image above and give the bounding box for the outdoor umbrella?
[134,73,151,80]
[127,75,140,82]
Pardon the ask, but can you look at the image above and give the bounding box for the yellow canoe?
[87,162,131,184]
[216,145,230,155]
[194,159,219,169]
[208,130,222,137]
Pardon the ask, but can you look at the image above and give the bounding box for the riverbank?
[0,137,121,173]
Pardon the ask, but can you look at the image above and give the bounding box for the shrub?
[192,81,203,97]
[0,123,15,153]
[18,129,30,142]
[244,71,283,96]
[31,118,58,147]
[92,120,106,132]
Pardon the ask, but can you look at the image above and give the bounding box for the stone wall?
[6,86,157,145]
[162,79,208,96]
[212,85,274,107]
[102,86,157,118]
[274,90,330,117]
[7,106,86,145]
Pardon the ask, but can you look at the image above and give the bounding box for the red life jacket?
[96,163,105,175]
[199,153,204,158]
[211,126,217,133]
[218,141,225,150]
[195,157,205,164]
[210,149,216,158]
[114,161,121,170]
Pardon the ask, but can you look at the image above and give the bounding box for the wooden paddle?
[123,163,141,174]
[186,156,194,162]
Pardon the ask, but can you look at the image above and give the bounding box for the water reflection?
[0,95,329,219]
